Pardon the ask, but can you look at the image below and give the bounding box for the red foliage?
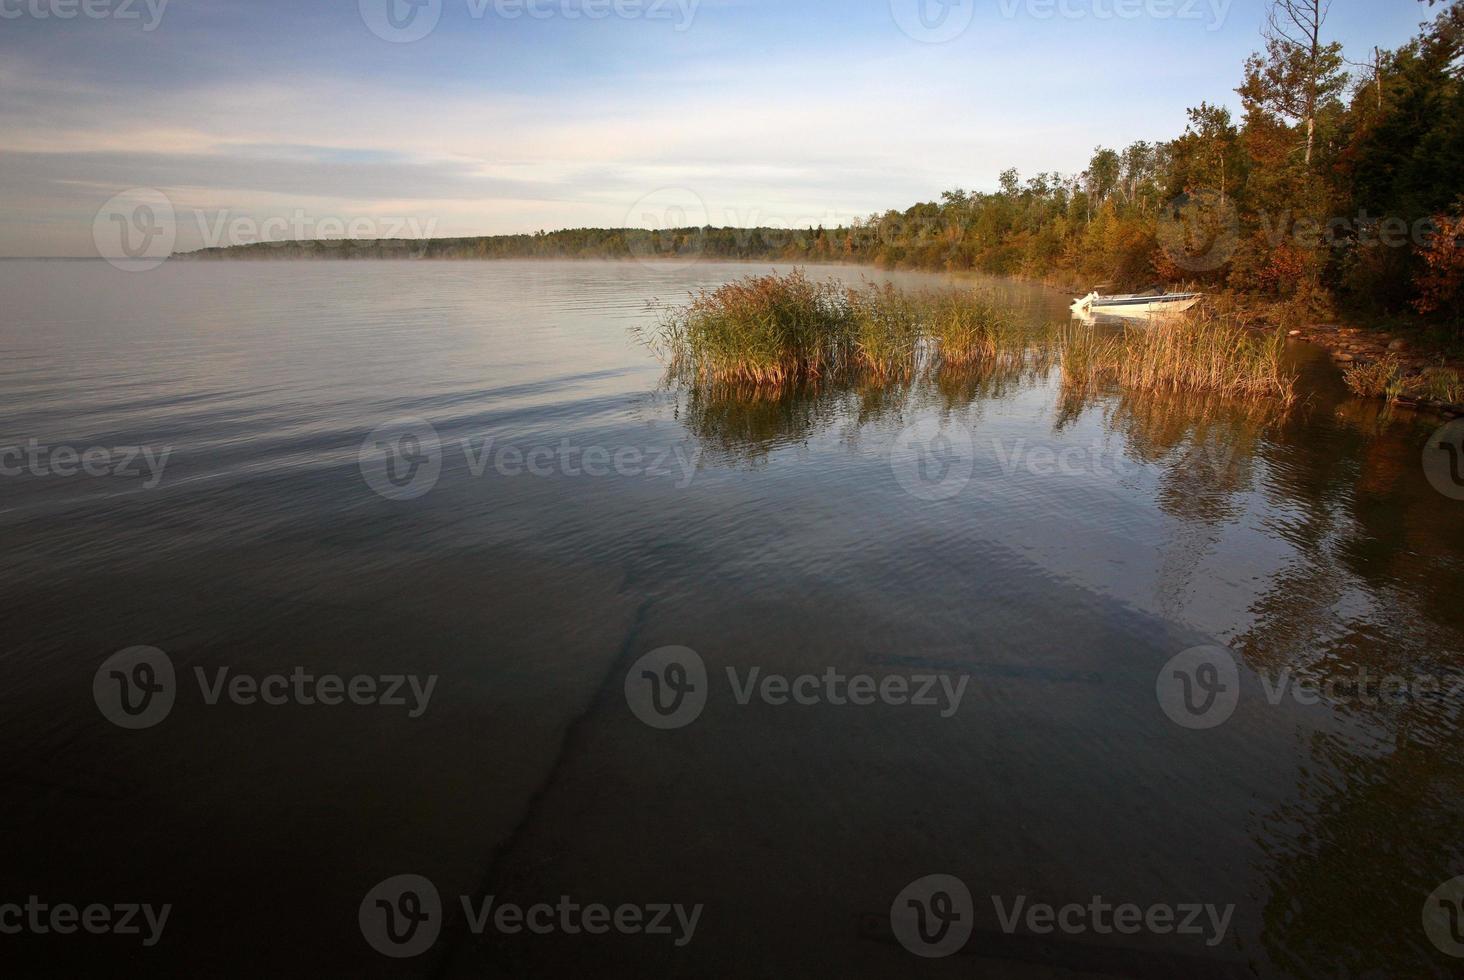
[1414,210,1464,318]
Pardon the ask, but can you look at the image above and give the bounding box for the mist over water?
[1,259,1461,977]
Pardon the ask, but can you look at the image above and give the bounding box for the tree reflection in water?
[659,333,1462,976]
[1069,385,1463,977]
[669,349,1057,469]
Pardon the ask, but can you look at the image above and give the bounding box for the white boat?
[1071,290,1202,320]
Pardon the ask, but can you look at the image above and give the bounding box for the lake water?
[1,259,1461,977]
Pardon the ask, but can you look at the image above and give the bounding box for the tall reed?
[647,270,857,385]
[642,270,1033,385]
[1059,313,1295,403]
[647,271,1296,403]
[925,290,1017,365]
[848,282,922,378]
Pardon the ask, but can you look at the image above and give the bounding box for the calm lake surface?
[1,259,1461,977]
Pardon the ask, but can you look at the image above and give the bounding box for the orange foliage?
[1414,210,1464,317]
[1254,240,1311,296]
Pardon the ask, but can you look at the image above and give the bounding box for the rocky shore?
[1287,322,1464,419]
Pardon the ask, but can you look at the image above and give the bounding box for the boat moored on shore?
[1071,290,1203,321]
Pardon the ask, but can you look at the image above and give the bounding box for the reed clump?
[649,273,1297,403]
[647,269,855,385]
[848,282,922,378]
[925,290,1017,365]
[1059,312,1296,403]
[643,270,1032,385]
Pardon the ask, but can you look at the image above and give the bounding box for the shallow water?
[1,259,1461,977]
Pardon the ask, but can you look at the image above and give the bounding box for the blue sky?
[0,0,1437,255]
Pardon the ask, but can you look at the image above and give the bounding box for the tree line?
[192,1,1463,330]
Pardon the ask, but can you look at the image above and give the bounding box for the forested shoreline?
[188,1,1463,335]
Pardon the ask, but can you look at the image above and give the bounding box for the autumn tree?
[1239,0,1348,169]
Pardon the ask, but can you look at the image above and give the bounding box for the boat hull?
[1071,292,1202,321]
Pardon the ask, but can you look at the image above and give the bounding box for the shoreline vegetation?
[1060,313,1296,405]
[177,242,1463,413]
[638,270,1298,405]
[179,2,1462,410]
[637,270,1024,385]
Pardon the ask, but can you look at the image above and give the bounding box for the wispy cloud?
[0,0,1430,255]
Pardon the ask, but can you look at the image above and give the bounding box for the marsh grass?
[645,271,1297,404]
[643,270,855,385]
[925,290,1019,365]
[1345,356,1463,404]
[1410,366,1464,404]
[848,282,922,379]
[642,270,1030,385]
[1060,312,1295,403]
